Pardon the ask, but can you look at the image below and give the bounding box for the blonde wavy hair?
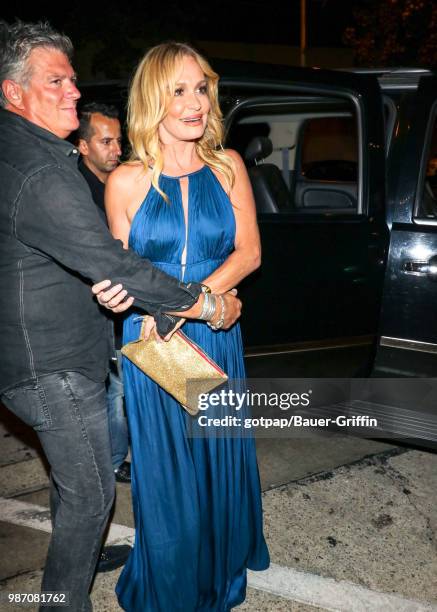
[127,42,235,200]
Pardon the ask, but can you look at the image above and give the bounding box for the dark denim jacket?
[0,110,201,393]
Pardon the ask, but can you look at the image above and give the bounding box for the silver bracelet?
[208,294,225,330]
[206,294,217,320]
[199,292,210,320]
[199,293,217,321]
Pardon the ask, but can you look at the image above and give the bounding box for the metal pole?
[300,0,307,67]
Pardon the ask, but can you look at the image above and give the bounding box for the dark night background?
[2,1,354,46]
[2,0,437,78]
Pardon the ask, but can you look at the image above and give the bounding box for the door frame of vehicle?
[221,67,386,218]
[374,74,437,378]
[220,69,387,375]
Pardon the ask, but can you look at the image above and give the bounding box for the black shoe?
[114,460,131,483]
[96,545,131,573]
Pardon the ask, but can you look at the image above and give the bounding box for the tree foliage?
[343,0,437,67]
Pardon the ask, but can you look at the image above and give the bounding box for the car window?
[226,99,360,215]
[415,108,437,220]
[301,117,358,182]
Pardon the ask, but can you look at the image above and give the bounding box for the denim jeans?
[107,351,128,470]
[1,371,115,612]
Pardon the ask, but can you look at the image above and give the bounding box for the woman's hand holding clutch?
[142,315,186,342]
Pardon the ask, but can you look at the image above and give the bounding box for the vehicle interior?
[225,97,359,216]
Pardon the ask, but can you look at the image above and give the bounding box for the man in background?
[77,103,130,485]
[76,103,131,573]
[77,103,122,219]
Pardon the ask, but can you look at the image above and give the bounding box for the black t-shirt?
[78,159,122,350]
[78,159,106,218]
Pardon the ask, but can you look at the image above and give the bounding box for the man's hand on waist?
[91,280,242,330]
[92,280,134,313]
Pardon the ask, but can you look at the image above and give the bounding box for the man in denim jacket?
[0,20,240,611]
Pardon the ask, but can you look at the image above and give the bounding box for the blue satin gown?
[116,165,270,611]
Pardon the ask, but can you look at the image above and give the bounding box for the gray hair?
[0,20,74,108]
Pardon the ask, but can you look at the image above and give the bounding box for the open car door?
[219,65,388,378]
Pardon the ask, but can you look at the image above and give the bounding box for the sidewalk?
[1,407,437,611]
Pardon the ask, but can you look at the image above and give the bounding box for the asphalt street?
[1,404,437,611]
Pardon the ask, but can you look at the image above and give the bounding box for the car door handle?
[403,255,437,277]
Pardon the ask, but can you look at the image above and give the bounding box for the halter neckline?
[160,165,206,179]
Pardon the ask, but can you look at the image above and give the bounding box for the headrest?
[244,137,273,164]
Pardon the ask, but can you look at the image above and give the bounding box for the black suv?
[79,63,437,441]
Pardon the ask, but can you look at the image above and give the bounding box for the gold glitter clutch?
[121,318,228,415]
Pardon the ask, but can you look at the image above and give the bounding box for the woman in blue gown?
[104,42,270,611]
